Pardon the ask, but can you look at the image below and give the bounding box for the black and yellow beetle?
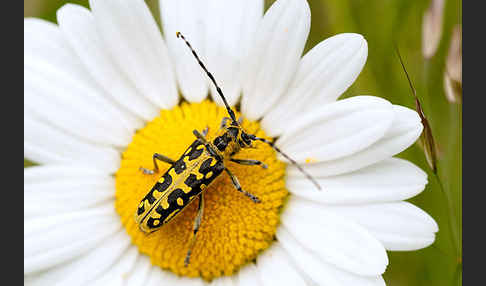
[135,32,321,266]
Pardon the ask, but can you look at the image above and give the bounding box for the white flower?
[24,0,438,285]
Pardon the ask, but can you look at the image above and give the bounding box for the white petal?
[24,164,108,183]
[24,114,121,173]
[54,229,131,286]
[262,33,368,136]
[25,244,135,286]
[24,175,115,218]
[205,0,263,106]
[146,268,205,286]
[325,202,438,251]
[25,274,41,286]
[145,267,166,286]
[124,255,152,286]
[24,69,132,147]
[236,264,262,286]
[24,260,78,286]
[241,0,310,120]
[160,0,209,102]
[90,246,139,286]
[212,276,236,286]
[276,96,394,162]
[56,4,159,121]
[287,157,428,204]
[24,204,115,240]
[174,277,205,286]
[24,18,140,146]
[90,0,178,109]
[288,104,423,177]
[129,264,205,286]
[277,227,385,286]
[282,197,388,276]
[24,205,121,274]
[256,244,307,286]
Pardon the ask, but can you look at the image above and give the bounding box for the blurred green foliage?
[24,0,462,285]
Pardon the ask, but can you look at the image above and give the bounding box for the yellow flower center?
[115,100,288,280]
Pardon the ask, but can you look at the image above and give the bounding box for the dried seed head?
[444,25,462,103]
[444,72,462,104]
[418,107,438,173]
[422,0,445,59]
[396,47,438,173]
[446,25,462,83]
[417,136,441,168]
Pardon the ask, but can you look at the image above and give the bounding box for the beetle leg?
[139,153,176,175]
[184,192,205,267]
[193,129,209,144]
[220,117,231,129]
[202,126,209,137]
[229,158,268,169]
[224,168,261,203]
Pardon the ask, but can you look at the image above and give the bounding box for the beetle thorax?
[211,126,241,157]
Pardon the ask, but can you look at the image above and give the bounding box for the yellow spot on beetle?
[180,183,192,194]
[184,147,192,155]
[158,176,166,184]
[150,211,161,219]
[143,200,151,210]
[152,189,163,199]
[160,198,169,210]
[183,156,191,164]
[195,172,204,181]
[177,197,184,206]
[163,209,181,223]
[168,168,178,179]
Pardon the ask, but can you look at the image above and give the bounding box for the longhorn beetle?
[135,32,321,267]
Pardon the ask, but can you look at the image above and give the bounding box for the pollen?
[305,157,318,164]
[115,100,288,281]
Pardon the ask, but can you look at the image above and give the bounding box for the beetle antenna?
[249,135,322,191]
[176,32,238,125]
[176,32,320,190]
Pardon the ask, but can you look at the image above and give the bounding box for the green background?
[24,0,462,285]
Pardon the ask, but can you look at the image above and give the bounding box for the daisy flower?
[24,0,438,285]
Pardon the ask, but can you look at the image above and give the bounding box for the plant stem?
[433,170,459,259]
